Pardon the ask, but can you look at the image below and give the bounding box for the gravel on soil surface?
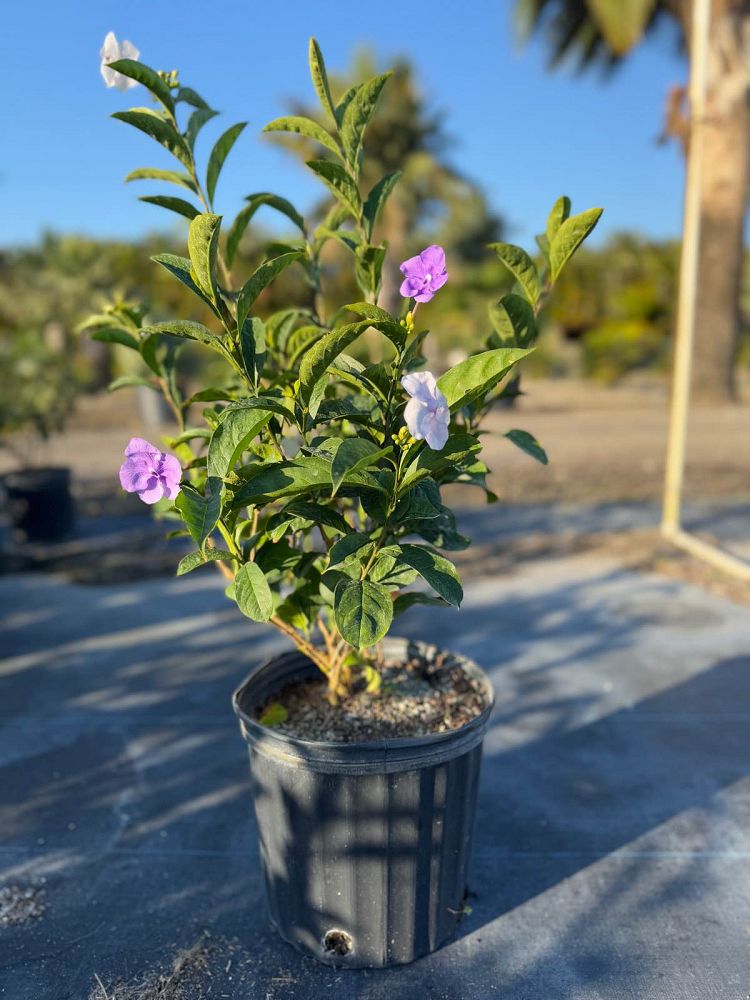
[259,651,489,742]
[0,885,46,926]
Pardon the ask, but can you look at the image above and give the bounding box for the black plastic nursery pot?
[233,637,494,969]
[1,467,74,543]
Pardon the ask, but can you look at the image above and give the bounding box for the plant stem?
[270,616,330,674]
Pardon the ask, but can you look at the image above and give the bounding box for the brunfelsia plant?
[84,36,601,705]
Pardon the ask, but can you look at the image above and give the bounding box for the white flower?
[401,371,450,451]
[100,31,140,91]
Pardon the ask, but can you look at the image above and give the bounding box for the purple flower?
[402,371,450,451]
[119,438,182,505]
[399,245,448,303]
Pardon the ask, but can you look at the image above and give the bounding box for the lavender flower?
[100,32,140,91]
[119,438,182,505]
[399,245,448,303]
[402,371,450,451]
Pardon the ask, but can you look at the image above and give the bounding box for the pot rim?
[232,636,495,773]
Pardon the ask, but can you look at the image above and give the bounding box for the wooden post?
[661,0,750,580]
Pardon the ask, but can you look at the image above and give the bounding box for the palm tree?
[516,0,750,402]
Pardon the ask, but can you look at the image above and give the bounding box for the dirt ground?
[480,377,749,505]
[3,377,746,505]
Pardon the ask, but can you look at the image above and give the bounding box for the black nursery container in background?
[234,639,494,968]
[2,467,74,543]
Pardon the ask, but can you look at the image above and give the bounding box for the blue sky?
[1,0,686,248]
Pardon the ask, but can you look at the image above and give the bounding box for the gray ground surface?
[2,512,750,998]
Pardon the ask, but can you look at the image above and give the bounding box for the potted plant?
[91,35,601,967]
[0,328,78,542]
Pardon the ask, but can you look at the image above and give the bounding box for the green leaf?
[185,386,237,404]
[206,122,246,205]
[403,432,481,488]
[112,108,192,170]
[394,479,443,524]
[263,116,341,159]
[140,319,220,349]
[369,546,418,587]
[175,477,222,550]
[150,253,217,313]
[488,242,541,305]
[328,533,371,567]
[355,244,387,301]
[176,87,211,109]
[287,325,325,366]
[548,207,603,282]
[334,84,359,128]
[207,406,272,478]
[340,74,391,171]
[306,160,361,219]
[397,544,463,607]
[234,561,274,622]
[438,347,533,410]
[177,548,235,576]
[139,195,200,220]
[125,167,198,194]
[308,37,337,124]
[298,321,371,408]
[107,374,155,391]
[280,501,351,535]
[218,395,294,423]
[168,427,212,445]
[313,397,376,426]
[188,213,222,304]
[505,429,548,465]
[185,107,219,150]
[331,438,389,496]
[546,195,571,246]
[334,579,393,649]
[235,453,381,507]
[236,251,304,333]
[362,664,382,693]
[343,302,405,326]
[392,592,449,617]
[106,59,175,114]
[233,455,333,506]
[258,701,288,727]
[91,328,140,350]
[239,316,266,386]
[363,171,401,240]
[139,334,163,376]
[489,294,537,348]
[226,193,305,267]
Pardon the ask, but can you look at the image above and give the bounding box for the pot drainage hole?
[323,929,353,956]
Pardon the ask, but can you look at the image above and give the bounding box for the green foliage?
[91,38,601,703]
[547,233,678,381]
[582,319,666,383]
[0,328,79,465]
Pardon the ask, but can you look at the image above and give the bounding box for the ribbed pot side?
[233,637,494,968]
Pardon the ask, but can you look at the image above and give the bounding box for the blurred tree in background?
[549,233,680,382]
[273,49,504,326]
[515,0,750,402]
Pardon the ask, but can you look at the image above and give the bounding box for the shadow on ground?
[1,552,750,998]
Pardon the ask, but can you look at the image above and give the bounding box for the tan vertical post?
[661,0,711,534]
[661,0,750,580]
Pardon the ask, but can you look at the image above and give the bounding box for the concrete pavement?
[1,547,750,998]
